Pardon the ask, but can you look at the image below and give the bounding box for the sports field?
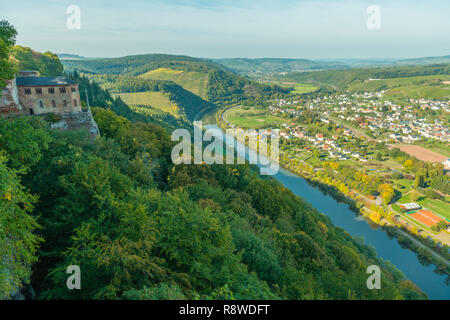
[409,210,445,227]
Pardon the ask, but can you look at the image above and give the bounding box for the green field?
[225,106,286,129]
[139,68,209,99]
[386,85,450,99]
[270,81,319,95]
[116,91,180,117]
[347,74,450,99]
[291,83,319,94]
[419,198,450,220]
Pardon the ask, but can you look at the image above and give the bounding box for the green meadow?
[139,68,209,99]
[225,106,286,129]
[116,91,180,117]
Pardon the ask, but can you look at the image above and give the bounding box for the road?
[329,115,375,142]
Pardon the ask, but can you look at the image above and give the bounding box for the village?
[268,93,450,167]
[220,91,450,251]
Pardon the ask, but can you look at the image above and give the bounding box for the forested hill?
[1,107,427,300]
[213,58,349,75]
[10,46,64,76]
[71,72,189,129]
[280,63,450,90]
[61,54,290,105]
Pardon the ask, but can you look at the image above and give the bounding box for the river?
[206,124,449,300]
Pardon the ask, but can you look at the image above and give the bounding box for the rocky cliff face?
[50,109,100,138]
[0,79,22,117]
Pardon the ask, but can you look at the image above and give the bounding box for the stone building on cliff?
[0,71,99,136]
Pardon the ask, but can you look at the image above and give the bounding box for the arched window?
[39,100,44,109]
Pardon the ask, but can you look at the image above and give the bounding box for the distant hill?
[10,46,63,76]
[57,53,87,60]
[395,55,450,66]
[280,63,450,92]
[213,55,450,76]
[214,58,349,75]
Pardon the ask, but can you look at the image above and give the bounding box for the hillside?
[139,67,209,99]
[61,54,290,109]
[213,55,450,76]
[395,55,450,66]
[214,58,349,76]
[280,63,450,94]
[10,46,63,76]
[0,107,428,300]
[83,73,215,122]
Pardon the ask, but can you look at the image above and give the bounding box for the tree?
[403,159,413,172]
[410,189,420,202]
[414,169,426,188]
[0,20,17,88]
[376,152,383,161]
[0,152,41,298]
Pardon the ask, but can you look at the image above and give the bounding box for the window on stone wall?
[35,88,42,95]
[25,88,32,95]
[48,88,55,94]
[71,87,76,93]
[59,87,66,94]
[63,100,67,107]
[73,99,78,107]
[39,101,44,109]
[52,100,56,108]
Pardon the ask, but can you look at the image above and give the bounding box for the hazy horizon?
[3,0,450,59]
[56,53,449,61]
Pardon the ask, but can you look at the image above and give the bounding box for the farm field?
[419,141,450,158]
[138,68,209,99]
[271,81,319,94]
[386,84,450,100]
[394,144,448,163]
[116,91,180,117]
[225,105,286,129]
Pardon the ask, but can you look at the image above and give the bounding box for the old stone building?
[0,71,99,136]
[1,71,81,116]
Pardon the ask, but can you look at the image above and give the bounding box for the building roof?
[399,203,421,210]
[16,76,77,87]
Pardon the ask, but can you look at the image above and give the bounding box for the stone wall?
[18,85,81,116]
[0,79,23,117]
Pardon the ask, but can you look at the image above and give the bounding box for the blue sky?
[2,0,450,59]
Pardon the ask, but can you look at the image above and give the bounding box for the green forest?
[0,109,427,300]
